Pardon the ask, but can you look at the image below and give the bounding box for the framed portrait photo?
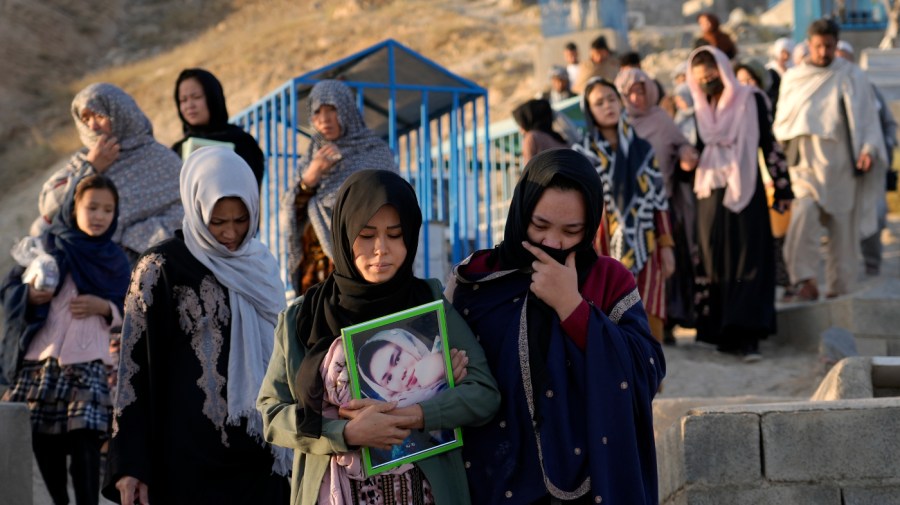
[342,299,463,477]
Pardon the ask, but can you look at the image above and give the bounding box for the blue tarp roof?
[288,39,487,139]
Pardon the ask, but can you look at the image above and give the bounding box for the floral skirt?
[350,466,435,505]
[2,358,111,434]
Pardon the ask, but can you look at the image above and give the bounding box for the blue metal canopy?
[232,39,492,292]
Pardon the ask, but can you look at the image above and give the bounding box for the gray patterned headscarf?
[290,80,396,263]
[69,83,183,254]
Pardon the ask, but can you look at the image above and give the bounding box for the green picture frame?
[342,299,463,477]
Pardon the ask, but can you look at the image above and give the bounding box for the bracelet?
[299,179,317,192]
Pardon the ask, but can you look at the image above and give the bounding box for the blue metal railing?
[233,82,491,293]
[451,95,584,246]
[794,0,888,40]
[232,46,588,293]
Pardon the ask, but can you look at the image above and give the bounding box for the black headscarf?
[43,176,131,311]
[491,149,603,411]
[494,148,601,280]
[294,170,433,437]
[174,68,229,133]
[512,99,566,145]
[172,68,265,185]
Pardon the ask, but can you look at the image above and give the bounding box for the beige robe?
[773,57,887,237]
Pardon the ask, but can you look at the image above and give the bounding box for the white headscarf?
[767,37,795,75]
[358,328,446,408]
[180,146,290,474]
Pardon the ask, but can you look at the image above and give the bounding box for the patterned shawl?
[69,83,183,254]
[299,80,396,260]
[574,79,667,275]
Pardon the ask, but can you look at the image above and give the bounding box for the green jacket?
[257,280,500,505]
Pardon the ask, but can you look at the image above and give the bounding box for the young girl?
[573,77,675,342]
[258,169,500,505]
[2,174,131,505]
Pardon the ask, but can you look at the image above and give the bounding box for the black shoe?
[663,329,677,346]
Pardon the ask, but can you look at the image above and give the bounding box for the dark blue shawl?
[451,149,664,504]
[0,177,130,383]
[43,180,131,311]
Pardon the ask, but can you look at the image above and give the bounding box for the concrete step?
[861,48,900,70]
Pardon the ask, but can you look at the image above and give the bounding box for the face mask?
[700,77,724,96]
[527,241,580,265]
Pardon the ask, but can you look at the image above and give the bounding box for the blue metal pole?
[470,100,481,251]
[262,99,272,254]
[449,94,460,263]
[388,44,399,159]
[458,100,468,260]
[482,96,492,248]
[436,115,445,222]
[420,91,432,277]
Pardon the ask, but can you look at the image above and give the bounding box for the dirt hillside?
[0,0,544,271]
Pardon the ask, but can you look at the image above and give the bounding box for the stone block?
[682,412,761,486]
[855,336,889,357]
[872,357,900,397]
[887,340,900,356]
[775,302,834,351]
[810,357,873,401]
[843,485,900,505]
[661,489,688,505]
[653,396,796,440]
[762,404,900,481]
[679,484,840,505]
[657,422,684,502]
[871,357,900,388]
[850,299,900,335]
[827,298,854,330]
[0,402,32,505]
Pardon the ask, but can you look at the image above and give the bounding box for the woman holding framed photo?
[258,169,500,505]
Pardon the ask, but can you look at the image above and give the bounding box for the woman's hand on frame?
[341,400,417,451]
[449,348,468,383]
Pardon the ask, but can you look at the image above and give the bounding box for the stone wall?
[0,402,32,505]
[657,398,900,505]
[775,278,900,355]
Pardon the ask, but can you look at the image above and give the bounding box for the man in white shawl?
[773,18,888,300]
